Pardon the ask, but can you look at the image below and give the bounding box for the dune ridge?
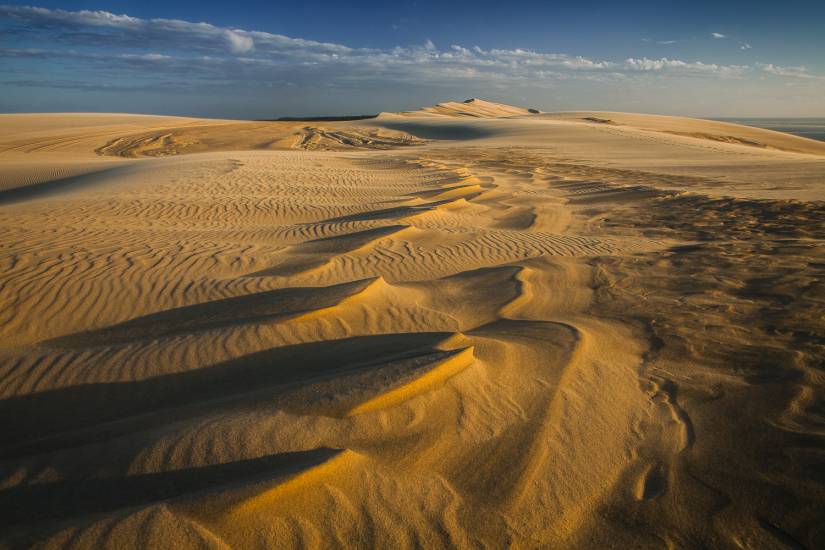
[398,98,541,118]
[0,103,823,548]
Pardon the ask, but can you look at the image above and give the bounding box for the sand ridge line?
[93,122,427,158]
[347,346,476,416]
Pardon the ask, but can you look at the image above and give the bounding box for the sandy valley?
[0,99,824,548]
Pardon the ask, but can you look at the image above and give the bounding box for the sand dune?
[0,102,823,548]
[398,97,541,118]
[539,110,825,155]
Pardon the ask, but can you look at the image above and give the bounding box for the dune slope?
[399,97,541,118]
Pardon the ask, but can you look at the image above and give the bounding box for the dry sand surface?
[1,98,824,548]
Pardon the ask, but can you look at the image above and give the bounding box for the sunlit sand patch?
[347,346,476,415]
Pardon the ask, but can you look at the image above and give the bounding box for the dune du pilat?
[1,99,824,548]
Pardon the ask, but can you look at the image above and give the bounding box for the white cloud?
[740,43,752,50]
[759,63,825,80]
[2,6,142,28]
[224,30,254,54]
[712,32,727,39]
[0,5,342,56]
[484,48,614,70]
[119,53,173,61]
[624,57,746,76]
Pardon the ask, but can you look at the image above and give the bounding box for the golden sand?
[1,100,824,548]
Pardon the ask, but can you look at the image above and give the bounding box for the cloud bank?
[0,5,822,116]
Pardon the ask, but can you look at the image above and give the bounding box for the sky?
[1,1,824,118]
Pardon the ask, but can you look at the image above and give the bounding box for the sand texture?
[1,101,824,549]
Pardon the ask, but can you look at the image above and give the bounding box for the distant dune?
[1,100,824,548]
[539,110,825,156]
[397,97,541,118]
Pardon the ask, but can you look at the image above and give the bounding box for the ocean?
[716,118,825,143]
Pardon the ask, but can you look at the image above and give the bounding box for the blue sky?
[1,1,824,118]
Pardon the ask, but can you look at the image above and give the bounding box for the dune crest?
[398,97,541,118]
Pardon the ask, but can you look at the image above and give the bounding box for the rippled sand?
[1,100,824,548]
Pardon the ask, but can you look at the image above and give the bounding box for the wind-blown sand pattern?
[1,99,824,548]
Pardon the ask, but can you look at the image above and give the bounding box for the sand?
[0,99,823,549]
